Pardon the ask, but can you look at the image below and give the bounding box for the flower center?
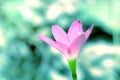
[68,48,71,54]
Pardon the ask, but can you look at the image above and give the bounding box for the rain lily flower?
[38,20,94,60]
[38,19,94,80]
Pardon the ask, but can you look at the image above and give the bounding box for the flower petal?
[38,34,59,49]
[85,24,94,40]
[52,25,70,45]
[55,41,69,56]
[69,34,86,59]
[55,41,76,59]
[68,20,83,43]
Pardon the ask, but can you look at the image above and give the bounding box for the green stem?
[68,59,77,80]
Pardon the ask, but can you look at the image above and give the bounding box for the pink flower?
[38,20,94,60]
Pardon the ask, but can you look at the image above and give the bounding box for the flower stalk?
[68,59,77,80]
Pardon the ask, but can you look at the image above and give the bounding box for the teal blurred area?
[0,0,120,80]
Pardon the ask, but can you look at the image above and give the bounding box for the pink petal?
[38,34,59,49]
[56,42,73,59]
[68,20,83,43]
[69,34,86,59]
[85,24,94,40]
[55,42,68,55]
[52,25,70,45]
[38,34,70,59]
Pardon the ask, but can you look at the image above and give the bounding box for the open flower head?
[38,20,94,60]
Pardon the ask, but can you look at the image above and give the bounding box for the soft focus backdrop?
[0,0,120,80]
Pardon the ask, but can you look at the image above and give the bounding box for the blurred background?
[0,0,120,80]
